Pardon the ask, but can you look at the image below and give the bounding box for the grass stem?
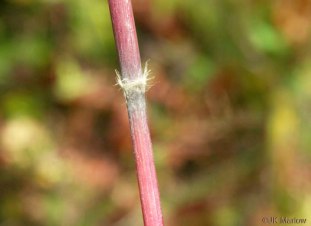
[108,1,164,225]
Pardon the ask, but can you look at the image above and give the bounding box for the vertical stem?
[108,1,164,226]
[108,0,142,80]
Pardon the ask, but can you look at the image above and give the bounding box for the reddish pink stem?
[108,0,142,80]
[108,1,164,226]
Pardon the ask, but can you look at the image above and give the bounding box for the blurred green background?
[1,0,311,225]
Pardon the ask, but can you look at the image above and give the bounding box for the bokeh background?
[1,0,311,225]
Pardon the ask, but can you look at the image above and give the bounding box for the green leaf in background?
[185,55,215,92]
[248,21,289,55]
[1,91,46,118]
[54,58,90,101]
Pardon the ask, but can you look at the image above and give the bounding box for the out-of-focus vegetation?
[1,0,311,225]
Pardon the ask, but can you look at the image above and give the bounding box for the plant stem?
[108,1,164,226]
